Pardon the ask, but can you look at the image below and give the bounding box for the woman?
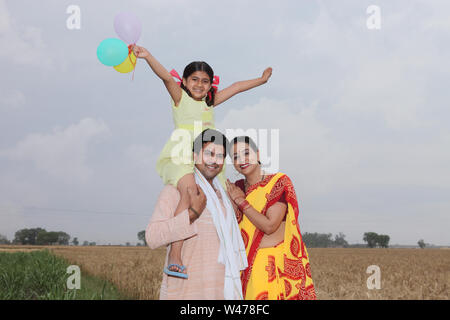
[226,136,316,300]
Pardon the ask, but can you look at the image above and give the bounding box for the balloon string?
[128,44,137,81]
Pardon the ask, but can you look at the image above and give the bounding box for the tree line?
[0,228,87,246]
[301,231,391,248]
[0,228,72,246]
[3,229,430,249]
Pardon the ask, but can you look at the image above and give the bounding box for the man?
[146,129,247,300]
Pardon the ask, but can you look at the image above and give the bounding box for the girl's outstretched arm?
[132,45,182,105]
[214,67,272,107]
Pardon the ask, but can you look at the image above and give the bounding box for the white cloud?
[0,0,52,67]
[218,97,450,192]
[0,118,111,183]
[218,96,450,244]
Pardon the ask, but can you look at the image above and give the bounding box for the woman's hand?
[226,179,246,205]
[261,67,272,83]
[131,44,150,59]
[227,190,243,221]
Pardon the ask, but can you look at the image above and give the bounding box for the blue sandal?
[164,264,188,279]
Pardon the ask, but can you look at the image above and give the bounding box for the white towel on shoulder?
[194,167,248,300]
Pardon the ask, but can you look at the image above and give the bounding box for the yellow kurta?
[156,89,226,187]
[238,172,316,300]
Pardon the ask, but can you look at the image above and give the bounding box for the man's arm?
[145,187,198,250]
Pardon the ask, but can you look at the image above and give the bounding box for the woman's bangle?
[238,200,251,212]
[189,206,200,218]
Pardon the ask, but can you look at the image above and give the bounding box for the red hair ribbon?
[170,69,219,101]
[170,69,183,85]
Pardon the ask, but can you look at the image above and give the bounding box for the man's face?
[194,142,225,181]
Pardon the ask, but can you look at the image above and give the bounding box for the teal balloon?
[97,38,129,66]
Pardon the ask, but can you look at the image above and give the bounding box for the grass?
[0,249,127,300]
[1,245,448,300]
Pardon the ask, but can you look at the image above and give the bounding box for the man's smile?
[206,163,219,170]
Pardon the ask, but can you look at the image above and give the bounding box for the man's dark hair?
[193,129,229,156]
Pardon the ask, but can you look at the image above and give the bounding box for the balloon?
[114,12,142,44]
[97,38,129,66]
[114,51,137,73]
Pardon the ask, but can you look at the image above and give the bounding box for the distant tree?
[136,242,142,246]
[0,234,10,244]
[302,232,334,248]
[137,230,147,246]
[82,241,89,246]
[334,232,349,248]
[376,234,390,248]
[72,237,79,246]
[14,228,46,245]
[363,232,379,248]
[56,232,70,245]
[89,242,96,246]
[126,242,131,246]
[363,232,390,248]
[418,239,426,249]
[36,231,59,245]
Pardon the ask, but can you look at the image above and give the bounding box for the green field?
[0,249,127,300]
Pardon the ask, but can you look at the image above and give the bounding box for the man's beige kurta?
[146,184,228,300]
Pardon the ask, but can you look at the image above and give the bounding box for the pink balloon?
[114,12,142,44]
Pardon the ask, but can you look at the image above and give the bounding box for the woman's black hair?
[180,61,216,107]
[229,136,261,164]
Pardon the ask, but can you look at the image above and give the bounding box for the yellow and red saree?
[237,172,316,300]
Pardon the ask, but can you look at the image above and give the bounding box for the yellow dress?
[156,89,226,187]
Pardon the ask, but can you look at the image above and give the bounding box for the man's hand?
[187,184,206,222]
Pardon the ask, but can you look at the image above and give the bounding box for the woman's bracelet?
[238,199,251,212]
[189,206,200,218]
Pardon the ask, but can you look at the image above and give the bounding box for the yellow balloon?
[113,52,136,73]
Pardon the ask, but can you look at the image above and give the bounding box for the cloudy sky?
[1,0,449,246]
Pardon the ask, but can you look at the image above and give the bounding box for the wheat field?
[1,245,448,299]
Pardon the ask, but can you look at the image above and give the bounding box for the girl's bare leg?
[167,173,196,274]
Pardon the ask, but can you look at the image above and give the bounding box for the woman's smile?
[240,163,250,170]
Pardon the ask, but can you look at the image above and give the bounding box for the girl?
[132,44,272,278]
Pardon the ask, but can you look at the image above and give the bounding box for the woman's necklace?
[244,171,265,192]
